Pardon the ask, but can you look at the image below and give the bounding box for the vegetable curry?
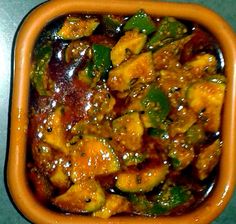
[27,10,226,218]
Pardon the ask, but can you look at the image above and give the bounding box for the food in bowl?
[27,9,226,218]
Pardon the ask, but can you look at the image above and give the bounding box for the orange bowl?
[7,0,236,223]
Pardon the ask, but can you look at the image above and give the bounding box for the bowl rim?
[7,0,236,223]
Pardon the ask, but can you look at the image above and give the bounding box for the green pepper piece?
[124,10,156,35]
[128,194,152,213]
[86,61,95,79]
[168,186,191,208]
[170,157,181,170]
[92,44,112,80]
[147,17,187,50]
[148,203,169,215]
[147,128,169,139]
[149,185,191,215]
[128,194,168,215]
[31,43,52,95]
[142,85,170,127]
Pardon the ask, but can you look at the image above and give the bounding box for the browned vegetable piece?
[49,166,70,191]
[111,29,147,66]
[168,135,195,170]
[43,107,69,154]
[112,112,144,151]
[70,136,120,182]
[169,108,197,137]
[27,166,53,204]
[65,40,91,63]
[152,35,192,71]
[108,52,154,92]
[184,54,217,79]
[116,162,169,192]
[195,139,221,180]
[185,124,206,145]
[58,16,99,40]
[93,194,131,218]
[186,81,225,132]
[31,141,53,171]
[87,85,116,122]
[156,68,191,108]
[52,179,105,213]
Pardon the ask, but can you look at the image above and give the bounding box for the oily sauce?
[27,11,225,218]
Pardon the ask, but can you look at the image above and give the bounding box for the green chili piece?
[147,17,187,50]
[92,44,112,79]
[142,85,170,127]
[128,194,152,212]
[148,185,191,215]
[124,10,156,35]
[168,186,191,208]
[170,157,181,169]
[147,128,169,139]
[31,43,52,95]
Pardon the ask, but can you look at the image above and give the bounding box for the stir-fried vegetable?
[141,85,170,128]
[58,16,99,39]
[108,51,154,91]
[93,194,131,218]
[147,17,187,50]
[52,180,105,213]
[111,29,147,66]
[31,42,52,95]
[116,162,168,192]
[70,136,120,182]
[124,10,156,35]
[186,80,225,132]
[27,10,225,218]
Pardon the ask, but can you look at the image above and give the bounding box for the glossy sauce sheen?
[27,11,226,218]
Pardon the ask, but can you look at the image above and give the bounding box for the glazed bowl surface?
[7,0,236,223]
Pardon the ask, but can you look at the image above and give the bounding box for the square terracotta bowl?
[7,0,236,223]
